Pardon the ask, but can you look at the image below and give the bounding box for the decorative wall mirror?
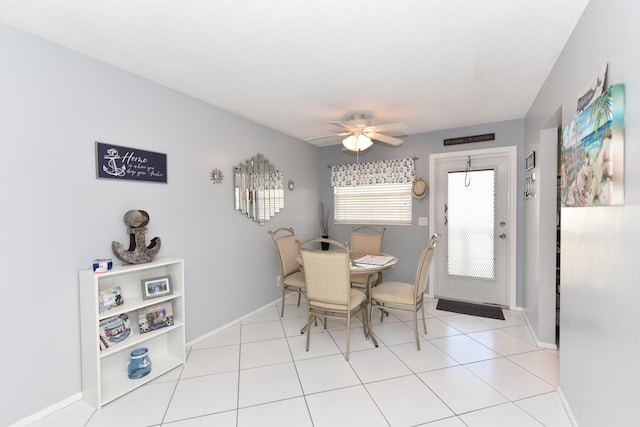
[234,154,284,225]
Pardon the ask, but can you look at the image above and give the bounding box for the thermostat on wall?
[526,151,536,171]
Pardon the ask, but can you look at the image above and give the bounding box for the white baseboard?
[557,387,579,426]
[521,314,575,424]
[186,296,281,348]
[10,393,83,427]
[521,310,558,350]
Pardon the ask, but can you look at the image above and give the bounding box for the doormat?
[436,299,505,320]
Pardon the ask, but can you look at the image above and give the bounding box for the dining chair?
[370,234,438,350]
[298,237,367,361]
[350,225,386,289]
[268,227,306,317]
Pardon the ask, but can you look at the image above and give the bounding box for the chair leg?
[360,306,368,338]
[380,303,386,322]
[306,312,312,352]
[421,304,427,334]
[297,289,302,307]
[280,286,286,317]
[345,312,351,361]
[413,308,421,351]
[300,313,320,334]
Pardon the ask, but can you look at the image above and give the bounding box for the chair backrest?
[351,225,386,259]
[415,234,438,297]
[268,228,301,277]
[299,238,351,306]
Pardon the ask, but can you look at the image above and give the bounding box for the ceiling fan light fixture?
[342,134,372,152]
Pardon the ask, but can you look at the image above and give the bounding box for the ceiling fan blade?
[369,132,403,146]
[369,122,409,133]
[304,132,350,142]
[330,121,356,130]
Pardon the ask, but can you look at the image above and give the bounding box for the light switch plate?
[418,217,428,226]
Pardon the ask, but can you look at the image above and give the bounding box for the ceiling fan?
[305,113,408,152]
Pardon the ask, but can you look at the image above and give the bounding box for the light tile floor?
[29,295,571,426]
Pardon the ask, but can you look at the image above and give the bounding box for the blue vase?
[128,347,152,379]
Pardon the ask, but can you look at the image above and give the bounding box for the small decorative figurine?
[112,210,161,264]
[92,258,113,273]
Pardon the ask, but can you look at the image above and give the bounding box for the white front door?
[429,147,516,307]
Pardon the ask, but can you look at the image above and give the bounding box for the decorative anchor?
[112,210,161,264]
[103,148,126,177]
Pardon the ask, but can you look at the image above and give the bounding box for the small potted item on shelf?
[127,347,152,379]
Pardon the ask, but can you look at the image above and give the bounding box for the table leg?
[366,274,378,347]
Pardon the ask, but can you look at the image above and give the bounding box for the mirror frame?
[234,154,284,225]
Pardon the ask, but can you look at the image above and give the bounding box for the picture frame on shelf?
[98,286,124,313]
[140,275,173,300]
[99,313,131,350]
[138,301,174,334]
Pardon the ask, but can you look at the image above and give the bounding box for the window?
[330,158,415,225]
[334,183,412,225]
[447,169,495,280]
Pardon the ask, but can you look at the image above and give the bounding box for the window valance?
[331,158,416,187]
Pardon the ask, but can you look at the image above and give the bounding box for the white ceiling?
[0,0,590,146]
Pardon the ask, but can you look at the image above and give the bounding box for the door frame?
[428,146,518,310]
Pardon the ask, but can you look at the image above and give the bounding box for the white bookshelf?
[79,257,185,408]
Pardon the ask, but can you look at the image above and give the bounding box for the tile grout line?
[279,301,316,427]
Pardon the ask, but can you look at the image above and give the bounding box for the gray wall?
[523,120,561,346]
[318,120,525,301]
[524,0,640,424]
[0,24,320,426]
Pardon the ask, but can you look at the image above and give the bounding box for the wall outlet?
[418,216,428,226]
[276,275,282,287]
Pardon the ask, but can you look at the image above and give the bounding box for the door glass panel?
[447,169,495,280]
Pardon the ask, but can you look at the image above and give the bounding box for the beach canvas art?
[561,83,624,207]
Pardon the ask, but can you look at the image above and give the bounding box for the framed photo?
[138,301,174,334]
[141,275,173,300]
[525,151,536,171]
[99,313,131,350]
[98,286,124,313]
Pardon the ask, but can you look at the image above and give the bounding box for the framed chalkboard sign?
[96,142,167,183]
